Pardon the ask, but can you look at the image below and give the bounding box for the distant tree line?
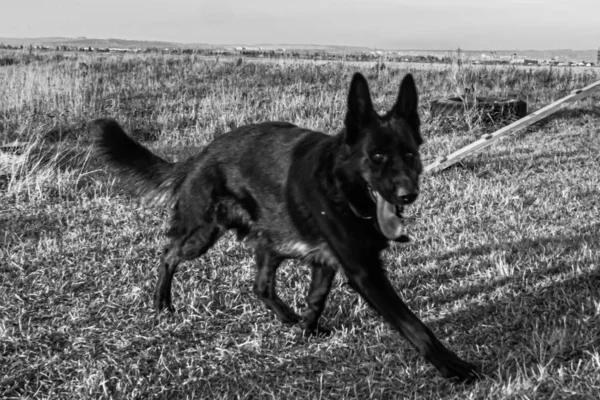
[3,43,594,66]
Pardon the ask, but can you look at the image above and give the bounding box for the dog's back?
[93,119,315,202]
[92,119,335,255]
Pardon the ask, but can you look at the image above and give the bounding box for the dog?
[90,72,478,381]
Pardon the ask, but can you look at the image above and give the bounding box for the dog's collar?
[348,201,373,220]
[346,182,377,220]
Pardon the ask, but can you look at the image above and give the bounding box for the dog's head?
[337,72,423,241]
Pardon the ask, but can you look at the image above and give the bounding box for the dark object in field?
[90,73,479,382]
[430,96,527,122]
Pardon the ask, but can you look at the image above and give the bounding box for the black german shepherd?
[90,72,478,381]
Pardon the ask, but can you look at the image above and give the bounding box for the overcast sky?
[1,0,598,50]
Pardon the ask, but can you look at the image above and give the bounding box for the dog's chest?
[275,240,340,268]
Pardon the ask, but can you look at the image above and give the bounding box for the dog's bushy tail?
[90,118,181,206]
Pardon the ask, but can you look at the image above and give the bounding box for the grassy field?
[1,50,599,399]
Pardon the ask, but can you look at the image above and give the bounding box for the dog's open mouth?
[367,185,408,241]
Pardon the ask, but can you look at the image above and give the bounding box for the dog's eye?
[405,152,417,163]
[371,153,387,164]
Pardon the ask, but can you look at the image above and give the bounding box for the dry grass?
[1,49,600,399]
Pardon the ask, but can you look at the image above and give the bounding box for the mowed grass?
[1,50,600,399]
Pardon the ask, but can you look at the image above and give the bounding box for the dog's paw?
[438,358,481,383]
[154,297,175,313]
[276,310,302,326]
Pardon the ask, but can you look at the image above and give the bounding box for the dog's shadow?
[393,222,600,378]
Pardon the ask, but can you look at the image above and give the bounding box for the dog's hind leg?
[253,247,301,325]
[300,263,336,336]
[154,224,225,312]
[154,244,182,312]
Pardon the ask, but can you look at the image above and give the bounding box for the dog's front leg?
[253,247,301,325]
[345,265,479,382]
[311,207,479,381]
[300,263,336,336]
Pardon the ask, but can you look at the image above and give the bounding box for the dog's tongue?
[375,192,406,240]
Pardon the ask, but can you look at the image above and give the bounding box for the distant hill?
[0,37,374,53]
[0,37,213,50]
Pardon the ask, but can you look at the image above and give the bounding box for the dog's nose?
[399,192,418,205]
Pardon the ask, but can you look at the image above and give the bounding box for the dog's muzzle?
[366,184,410,241]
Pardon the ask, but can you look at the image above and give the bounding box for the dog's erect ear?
[393,73,422,145]
[344,73,374,145]
[394,74,418,117]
